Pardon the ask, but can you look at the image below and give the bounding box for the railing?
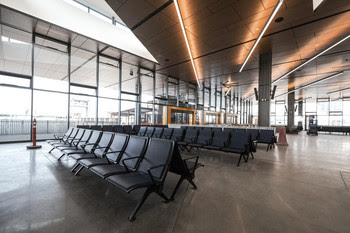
[0,120,67,135]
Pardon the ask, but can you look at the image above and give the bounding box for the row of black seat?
[77,124,168,135]
[316,126,350,135]
[47,127,202,221]
[180,126,276,151]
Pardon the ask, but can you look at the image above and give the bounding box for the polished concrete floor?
[0,132,350,233]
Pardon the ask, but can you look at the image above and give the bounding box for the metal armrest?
[147,163,168,185]
[183,155,201,169]
[121,156,142,172]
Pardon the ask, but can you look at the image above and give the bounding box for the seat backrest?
[211,127,222,132]
[247,129,259,141]
[196,129,212,145]
[145,127,155,137]
[73,129,85,141]
[69,128,79,138]
[259,130,274,143]
[138,126,147,136]
[234,128,246,132]
[133,125,141,133]
[84,131,102,152]
[152,127,163,138]
[161,128,173,139]
[114,125,124,133]
[93,132,114,157]
[76,130,92,148]
[227,130,250,150]
[137,138,175,181]
[170,128,185,141]
[122,125,133,134]
[106,134,129,162]
[102,125,114,132]
[211,131,230,147]
[65,127,74,136]
[183,128,198,143]
[223,128,234,132]
[91,125,102,131]
[119,136,148,169]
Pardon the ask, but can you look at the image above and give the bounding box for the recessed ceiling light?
[275,17,284,23]
[165,58,169,61]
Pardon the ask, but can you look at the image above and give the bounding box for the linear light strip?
[225,87,232,96]
[275,71,344,98]
[239,0,283,72]
[327,86,350,94]
[295,97,312,102]
[174,0,201,88]
[273,34,350,84]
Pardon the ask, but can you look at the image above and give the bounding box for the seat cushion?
[69,153,95,160]
[78,158,110,168]
[188,143,204,148]
[222,148,244,154]
[63,149,84,155]
[106,172,154,192]
[203,145,223,150]
[90,164,128,178]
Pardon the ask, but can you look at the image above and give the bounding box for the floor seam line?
[339,171,349,192]
[171,182,189,233]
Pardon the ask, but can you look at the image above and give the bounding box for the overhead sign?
[313,0,325,11]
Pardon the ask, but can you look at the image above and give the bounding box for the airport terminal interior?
[0,0,349,232]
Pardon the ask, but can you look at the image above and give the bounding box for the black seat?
[168,145,203,201]
[70,132,114,174]
[188,129,212,150]
[51,128,85,152]
[105,138,175,221]
[160,128,173,139]
[48,127,77,146]
[169,128,185,142]
[133,125,141,134]
[48,128,79,150]
[152,127,163,138]
[203,130,230,150]
[102,125,114,132]
[91,125,102,131]
[114,125,124,133]
[123,125,133,134]
[74,133,129,175]
[256,129,275,151]
[62,130,102,156]
[89,136,148,179]
[145,127,155,137]
[223,127,234,132]
[47,127,74,144]
[177,128,199,151]
[138,126,147,136]
[222,130,251,166]
[211,127,222,132]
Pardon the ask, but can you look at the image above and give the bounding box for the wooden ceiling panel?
[106,0,350,100]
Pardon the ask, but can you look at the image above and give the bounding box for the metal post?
[67,44,71,128]
[152,71,155,125]
[96,53,99,125]
[30,34,35,141]
[118,60,122,125]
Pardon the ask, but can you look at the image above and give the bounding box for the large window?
[70,94,97,126]
[98,55,120,98]
[0,86,31,142]
[71,48,97,86]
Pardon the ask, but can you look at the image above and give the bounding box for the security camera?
[130,70,134,76]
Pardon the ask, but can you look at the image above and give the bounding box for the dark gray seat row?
[47,128,202,221]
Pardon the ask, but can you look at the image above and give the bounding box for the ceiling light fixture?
[275,71,344,98]
[294,97,312,102]
[174,0,201,88]
[239,0,283,72]
[273,34,350,84]
[327,86,350,94]
[225,87,232,96]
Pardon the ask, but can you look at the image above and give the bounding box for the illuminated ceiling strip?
[275,71,344,98]
[225,87,232,96]
[327,86,350,94]
[174,0,201,88]
[273,34,350,84]
[295,97,312,102]
[239,0,283,72]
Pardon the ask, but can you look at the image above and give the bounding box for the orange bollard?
[276,128,288,146]
[27,118,42,149]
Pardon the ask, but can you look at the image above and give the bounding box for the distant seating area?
[316,126,350,135]
[47,127,201,221]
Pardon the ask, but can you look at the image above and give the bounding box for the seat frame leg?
[128,188,152,222]
[49,147,55,153]
[170,176,185,201]
[71,162,80,172]
[74,166,84,176]
[58,153,65,161]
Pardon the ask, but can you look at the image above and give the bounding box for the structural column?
[287,77,295,130]
[258,53,272,127]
